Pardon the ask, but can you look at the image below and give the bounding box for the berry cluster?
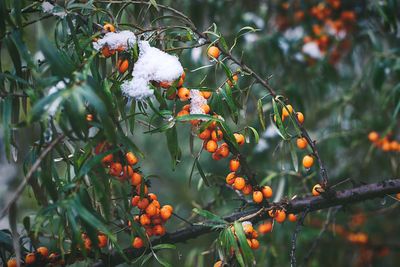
[368,131,400,152]
[95,142,173,249]
[7,247,65,267]
[276,0,357,65]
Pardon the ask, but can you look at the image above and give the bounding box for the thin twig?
[290,209,309,267]
[0,134,65,219]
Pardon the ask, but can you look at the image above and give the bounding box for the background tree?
[0,0,399,266]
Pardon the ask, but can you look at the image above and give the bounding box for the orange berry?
[160,207,172,220]
[101,46,115,58]
[214,260,223,267]
[261,186,273,199]
[217,145,230,158]
[152,200,161,209]
[103,23,115,32]
[282,104,293,118]
[153,224,166,236]
[198,129,211,140]
[251,239,260,250]
[233,177,246,190]
[37,246,49,258]
[253,191,263,203]
[229,159,240,172]
[206,140,218,153]
[396,193,400,199]
[122,165,134,179]
[117,59,129,73]
[368,131,379,142]
[211,129,223,142]
[242,184,253,195]
[177,87,190,101]
[268,209,276,218]
[246,238,252,248]
[137,185,148,195]
[227,74,239,87]
[177,77,184,87]
[86,114,93,122]
[177,110,189,117]
[207,46,220,59]
[137,198,150,210]
[243,223,254,234]
[302,155,314,168]
[201,91,212,99]
[145,203,158,217]
[288,214,297,222]
[182,104,191,112]
[126,152,138,165]
[296,112,304,124]
[234,133,245,145]
[212,152,222,160]
[275,210,286,223]
[109,162,122,176]
[7,259,17,267]
[202,104,211,114]
[163,204,174,212]
[159,81,172,88]
[226,172,236,185]
[258,221,273,234]
[131,172,142,186]
[296,137,308,149]
[251,230,259,239]
[148,193,158,201]
[98,233,108,248]
[312,184,324,196]
[25,253,36,264]
[140,214,151,225]
[132,237,144,249]
[131,195,140,207]
[101,154,113,165]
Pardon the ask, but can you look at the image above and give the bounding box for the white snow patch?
[121,41,183,100]
[302,42,323,59]
[283,27,304,41]
[189,90,207,115]
[41,1,67,18]
[92,30,137,51]
[46,81,67,116]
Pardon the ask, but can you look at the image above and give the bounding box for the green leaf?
[244,126,259,144]
[234,221,255,266]
[152,244,176,250]
[257,99,266,131]
[165,126,181,169]
[40,38,75,78]
[289,141,299,172]
[271,98,289,140]
[195,159,210,187]
[192,208,226,225]
[1,96,11,160]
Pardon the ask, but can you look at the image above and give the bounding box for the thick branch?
[92,179,400,266]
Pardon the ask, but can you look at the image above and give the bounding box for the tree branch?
[0,134,65,219]
[91,178,400,266]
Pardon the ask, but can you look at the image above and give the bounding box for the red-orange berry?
[132,237,144,249]
[252,191,263,203]
[126,152,138,165]
[261,186,273,198]
[229,159,240,172]
[233,177,246,190]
